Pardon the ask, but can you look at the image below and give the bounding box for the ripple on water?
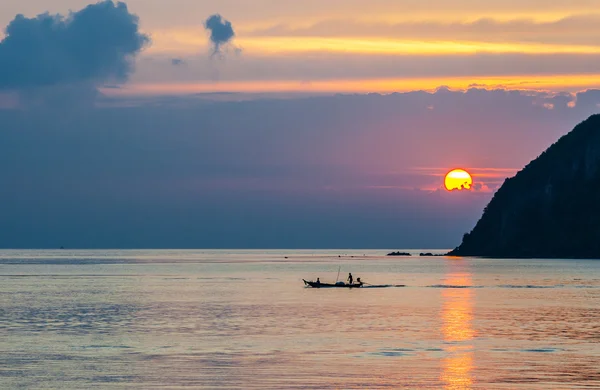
[369,348,414,357]
[427,284,482,288]
[490,348,564,353]
[497,284,558,289]
[521,348,563,353]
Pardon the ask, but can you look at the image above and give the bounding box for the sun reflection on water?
[441,270,475,389]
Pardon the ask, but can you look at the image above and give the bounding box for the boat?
[303,279,363,288]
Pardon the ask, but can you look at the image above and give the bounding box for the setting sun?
[444,169,473,191]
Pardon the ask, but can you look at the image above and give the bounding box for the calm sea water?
[1,249,599,389]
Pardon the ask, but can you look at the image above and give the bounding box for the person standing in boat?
[316,278,321,285]
[347,273,353,285]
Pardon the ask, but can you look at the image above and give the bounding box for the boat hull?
[303,279,363,288]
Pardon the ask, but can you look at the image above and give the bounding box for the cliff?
[448,114,600,258]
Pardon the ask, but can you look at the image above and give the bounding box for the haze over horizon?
[2,0,600,248]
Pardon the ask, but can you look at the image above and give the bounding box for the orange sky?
[3,0,599,94]
[106,74,600,97]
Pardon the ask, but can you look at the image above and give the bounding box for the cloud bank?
[246,15,600,47]
[0,0,148,90]
[2,88,600,248]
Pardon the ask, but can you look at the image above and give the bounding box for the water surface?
[1,250,599,389]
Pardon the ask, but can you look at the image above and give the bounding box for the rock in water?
[448,114,600,259]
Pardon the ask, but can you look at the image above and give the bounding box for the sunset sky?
[3,0,600,93]
[1,0,600,248]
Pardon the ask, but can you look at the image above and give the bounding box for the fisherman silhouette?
[347,273,353,285]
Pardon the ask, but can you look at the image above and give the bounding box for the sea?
[1,249,599,389]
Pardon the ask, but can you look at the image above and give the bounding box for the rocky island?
[448,114,600,259]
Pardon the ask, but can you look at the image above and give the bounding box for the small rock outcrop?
[387,251,412,256]
[448,114,600,258]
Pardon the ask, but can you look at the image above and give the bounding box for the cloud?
[3,88,600,248]
[131,50,600,93]
[0,0,149,90]
[204,14,236,56]
[245,15,600,46]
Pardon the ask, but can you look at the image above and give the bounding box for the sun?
[444,169,472,191]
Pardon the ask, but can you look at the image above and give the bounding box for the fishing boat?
[303,279,363,288]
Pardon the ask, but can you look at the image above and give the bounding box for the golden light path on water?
[441,264,475,389]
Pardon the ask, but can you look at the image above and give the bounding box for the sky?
[1,0,600,248]
[3,0,600,93]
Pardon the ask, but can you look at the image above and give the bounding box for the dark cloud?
[204,14,235,56]
[0,0,149,90]
[171,58,185,66]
